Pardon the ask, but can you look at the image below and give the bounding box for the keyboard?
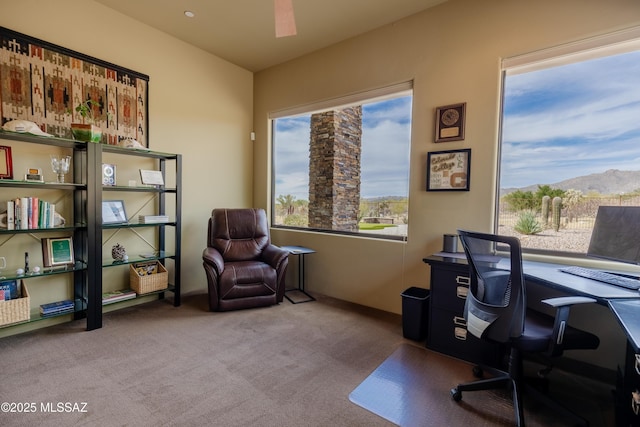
[559,265,640,290]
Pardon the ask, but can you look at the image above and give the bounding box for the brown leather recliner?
[202,208,289,311]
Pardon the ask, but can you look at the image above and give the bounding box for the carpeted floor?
[0,292,616,426]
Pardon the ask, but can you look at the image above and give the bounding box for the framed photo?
[427,149,471,191]
[139,169,164,186]
[42,237,74,267]
[0,145,13,179]
[102,200,128,225]
[435,102,466,142]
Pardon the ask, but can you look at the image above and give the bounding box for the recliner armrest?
[202,247,225,275]
[262,244,289,271]
[541,296,597,356]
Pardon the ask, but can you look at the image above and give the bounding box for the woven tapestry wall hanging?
[0,27,149,146]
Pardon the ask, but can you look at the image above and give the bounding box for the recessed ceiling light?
[184,10,195,18]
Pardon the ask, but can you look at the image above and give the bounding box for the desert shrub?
[514,210,543,235]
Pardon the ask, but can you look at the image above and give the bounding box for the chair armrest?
[202,247,224,275]
[542,296,597,307]
[262,244,289,271]
[541,296,597,356]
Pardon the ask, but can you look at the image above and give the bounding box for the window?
[497,28,640,255]
[271,84,412,240]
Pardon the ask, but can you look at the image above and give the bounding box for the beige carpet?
[0,292,616,426]
[350,343,615,426]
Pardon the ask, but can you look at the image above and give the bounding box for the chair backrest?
[208,208,270,261]
[457,230,526,343]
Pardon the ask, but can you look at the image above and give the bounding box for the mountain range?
[501,169,640,196]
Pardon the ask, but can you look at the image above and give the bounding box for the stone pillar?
[308,107,362,231]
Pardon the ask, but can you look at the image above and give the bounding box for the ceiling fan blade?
[274,0,297,38]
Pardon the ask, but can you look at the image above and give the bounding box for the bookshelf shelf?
[0,132,181,334]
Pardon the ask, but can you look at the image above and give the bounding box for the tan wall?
[0,0,254,306]
[254,0,640,369]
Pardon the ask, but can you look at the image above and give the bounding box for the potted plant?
[70,99,103,142]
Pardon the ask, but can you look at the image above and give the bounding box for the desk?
[423,254,640,425]
[281,245,315,304]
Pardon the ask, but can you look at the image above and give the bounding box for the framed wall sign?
[0,145,13,179]
[427,148,471,191]
[435,102,466,142]
[102,200,128,225]
[42,237,74,267]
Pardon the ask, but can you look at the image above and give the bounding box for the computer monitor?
[587,206,640,266]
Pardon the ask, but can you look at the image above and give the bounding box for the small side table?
[281,245,316,304]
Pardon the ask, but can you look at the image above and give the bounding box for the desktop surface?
[608,299,640,352]
[522,260,640,302]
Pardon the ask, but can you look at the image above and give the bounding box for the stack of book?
[138,215,169,224]
[102,289,136,305]
[5,197,57,230]
[40,300,74,316]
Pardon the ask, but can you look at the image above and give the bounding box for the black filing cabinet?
[423,255,502,366]
[617,343,640,426]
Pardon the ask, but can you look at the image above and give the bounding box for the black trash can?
[401,287,430,341]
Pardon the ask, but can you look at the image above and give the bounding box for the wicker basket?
[0,281,30,327]
[129,261,168,294]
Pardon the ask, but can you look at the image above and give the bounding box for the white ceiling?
[94,0,448,72]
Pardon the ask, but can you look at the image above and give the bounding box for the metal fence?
[498,195,640,230]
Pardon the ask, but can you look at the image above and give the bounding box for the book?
[20,197,28,230]
[40,299,74,315]
[6,200,14,230]
[138,215,169,223]
[49,203,55,228]
[102,289,137,304]
[14,198,21,230]
[30,197,38,229]
[0,280,19,300]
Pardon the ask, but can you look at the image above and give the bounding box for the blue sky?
[274,96,411,200]
[501,49,640,189]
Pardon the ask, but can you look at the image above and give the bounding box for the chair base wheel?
[451,388,462,401]
[472,365,483,377]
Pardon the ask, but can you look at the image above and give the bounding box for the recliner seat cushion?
[218,261,277,300]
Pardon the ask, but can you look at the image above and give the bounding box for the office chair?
[450,230,600,427]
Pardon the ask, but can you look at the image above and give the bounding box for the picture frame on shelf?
[139,169,164,186]
[102,200,128,225]
[435,102,466,142]
[427,148,471,191]
[0,145,13,179]
[102,163,116,186]
[41,237,74,267]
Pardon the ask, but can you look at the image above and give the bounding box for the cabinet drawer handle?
[635,354,640,376]
[456,286,468,299]
[454,327,467,340]
[456,276,470,286]
[453,316,466,327]
[632,389,640,415]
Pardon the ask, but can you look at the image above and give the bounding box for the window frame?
[495,26,640,257]
[269,82,413,242]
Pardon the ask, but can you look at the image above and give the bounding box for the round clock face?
[441,108,460,126]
